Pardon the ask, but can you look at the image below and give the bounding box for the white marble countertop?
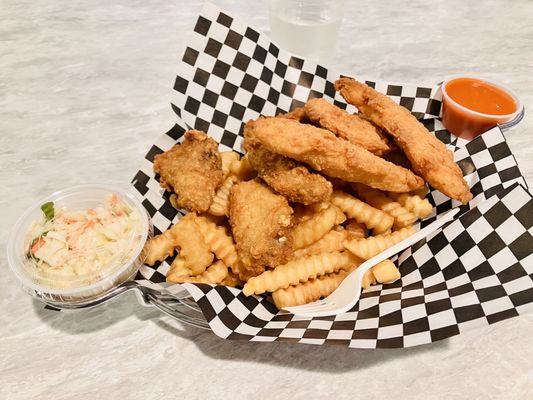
[1,1,532,399]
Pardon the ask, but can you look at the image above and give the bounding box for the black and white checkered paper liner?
[131,2,533,348]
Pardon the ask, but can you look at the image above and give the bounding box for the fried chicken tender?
[335,78,472,204]
[244,117,424,193]
[229,180,294,280]
[305,98,394,156]
[153,130,224,212]
[277,106,310,123]
[244,142,332,205]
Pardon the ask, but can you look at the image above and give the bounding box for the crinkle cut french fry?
[290,205,339,249]
[166,256,189,282]
[361,269,377,290]
[272,269,350,308]
[219,271,244,287]
[173,213,214,275]
[344,226,416,260]
[387,192,433,219]
[372,259,401,284]
[332,204,347,225]
[198,212,227,226]
[293,202,345,225]
[293,229,349,258]
[220,151,241,179]
[167,260,228,284]
[229,154,255,181]
[293,202,325,223]
[195,215,241,274]
[144,229,176,266]
[307,202,329,214]
[243,251,361,296]
[353,183,417,230]
[330,190,393,234]
[344,220,367,239]
[208,175,237,216]
[292,203,311,223]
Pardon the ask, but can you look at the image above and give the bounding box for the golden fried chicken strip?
[277,106,309,123]
[229,180,294,280]
[153,130,224,212]
[244,117,424,193]
[335,78,472,204]
[244,141,332,205]
[305,98,394,155]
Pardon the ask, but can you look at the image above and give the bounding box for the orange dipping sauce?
[441,77,521,140]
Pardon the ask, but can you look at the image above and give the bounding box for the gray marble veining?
[1,1,532,399]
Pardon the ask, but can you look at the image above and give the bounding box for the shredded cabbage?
[26,194,141,287]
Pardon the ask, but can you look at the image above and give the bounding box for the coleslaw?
[25,193,143,288]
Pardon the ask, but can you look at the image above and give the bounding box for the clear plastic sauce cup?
[441,76,523,140]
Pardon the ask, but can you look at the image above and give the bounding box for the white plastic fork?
[283,208,460,317]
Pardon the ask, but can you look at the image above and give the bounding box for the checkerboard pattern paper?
[160,183,533,348]
[131,2,533,348]
[170,3,442,153]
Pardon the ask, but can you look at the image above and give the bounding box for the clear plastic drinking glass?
[269,0,344,63]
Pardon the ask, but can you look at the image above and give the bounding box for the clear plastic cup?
[6,184,152,304]
[269,0,345,62]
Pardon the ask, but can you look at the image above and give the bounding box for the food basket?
[61,2,533,348]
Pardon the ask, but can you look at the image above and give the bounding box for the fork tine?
[289,306,338,318]
[283,305,314,314]
[285,304,321,313]
[285,301,337,314]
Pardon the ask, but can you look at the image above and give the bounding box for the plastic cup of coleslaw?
[6,184,153,304]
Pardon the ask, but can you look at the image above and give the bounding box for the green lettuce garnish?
[40,201,54,221]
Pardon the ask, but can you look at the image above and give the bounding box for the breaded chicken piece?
[305,98,394,155]
[335,78,472,204]
[244,117,424,193]
[244,140,332,205]
[153,130,223,213]
[229,180,294,280]
[277,106,310,123]
[383,148,413,169]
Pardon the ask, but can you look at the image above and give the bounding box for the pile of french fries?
[143,150,433,309]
